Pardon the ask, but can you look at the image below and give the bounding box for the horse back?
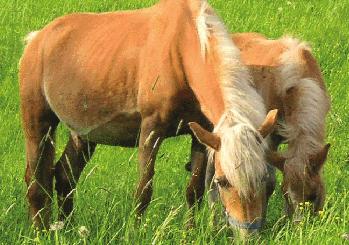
[231,33,329,112]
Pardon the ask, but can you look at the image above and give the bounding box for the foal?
[19,0,277,235]
[231,33,331,217]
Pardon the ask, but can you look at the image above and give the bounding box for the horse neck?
[184,56,226,125]
[178,1,271,199]
[180,25,225,125]
[179,2,267,127]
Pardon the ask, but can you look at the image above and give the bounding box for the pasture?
[0,0,348,244]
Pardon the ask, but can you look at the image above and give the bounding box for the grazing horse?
[19,0,277,235]
[205,32,331,221]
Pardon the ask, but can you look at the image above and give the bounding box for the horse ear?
[258,109,278,138]
[309,143,331,173]
[267,151,286,172]
[188,122,221,151]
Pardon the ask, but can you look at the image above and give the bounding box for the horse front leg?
[185,136,207,226]
[200,150,222,228]
[55,133,96,221]
[135,116,165,217]
[261,133,282,221]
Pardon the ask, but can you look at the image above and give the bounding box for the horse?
[204,32,331,221]
[19,0,278,236]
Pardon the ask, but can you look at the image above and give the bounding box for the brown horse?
[19,0,277,235]
[205,33,330,221]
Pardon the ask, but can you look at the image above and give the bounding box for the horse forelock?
[283,154,316,185]
[208,117,268,200]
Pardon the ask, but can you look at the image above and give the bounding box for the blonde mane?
[196,1,269,199]
[277,37,330,169]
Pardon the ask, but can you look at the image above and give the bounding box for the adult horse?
[19,0,277,235]
[205,33,331,221]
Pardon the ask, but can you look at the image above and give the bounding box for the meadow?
[0,0,348,244]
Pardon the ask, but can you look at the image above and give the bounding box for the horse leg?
[262,133,283,222]
[55,133,96,220]
[205,158,218,208]
[22,103,59,229]
[266,133,284,197]
[205,154,221,223]
[135,116,165,217]
[185,136,207,225]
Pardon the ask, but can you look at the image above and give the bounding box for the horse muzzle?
[225,211,263,238]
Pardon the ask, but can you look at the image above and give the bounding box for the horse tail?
[23,31,40,45]
[19,29,44,100]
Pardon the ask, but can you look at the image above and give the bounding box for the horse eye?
[214,176,231,188]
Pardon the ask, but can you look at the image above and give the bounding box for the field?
[0,0,348,244]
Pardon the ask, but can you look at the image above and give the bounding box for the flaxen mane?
[197,1,269,199]
[277,37,330,174]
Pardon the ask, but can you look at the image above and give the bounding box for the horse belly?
[81,111,141,147]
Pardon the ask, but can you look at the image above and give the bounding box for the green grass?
[0,0,348,244]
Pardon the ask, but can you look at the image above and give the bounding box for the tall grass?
[0,0,348,244]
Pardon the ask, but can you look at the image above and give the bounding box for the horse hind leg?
[55,133,96,221]
[21,98,59,229]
